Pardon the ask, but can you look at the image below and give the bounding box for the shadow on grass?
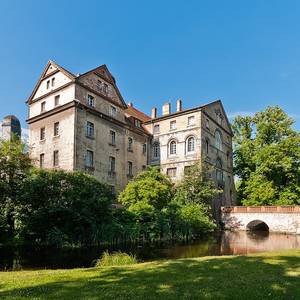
[1,252,300,299]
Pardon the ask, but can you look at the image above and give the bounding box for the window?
[186,136,195,153]
[54,122,59,136]
[46,80,50,89]
[103,83,108,94]
[154,124,160,134]
[109,156,116,173]
[205,139,209,154]
[215,130,222,150]
[128,137,133,151]
[54,95,60,106]
[97,80,102,90]
[51,77,55,87]
[184,165,191,175]
[110,185,116,196]
[85,150,94,168]
[41,101,46,112]
[167,168,177,178]
[170,120,176,130]
[134,119,141,128]
[127,161,133,176]
[216,158,223,184]
[40,127,45,140]
[188,116,195,126]
[110,105,117,117]
[39,153,44,168]
[206,119,209,129]
[110,130,116,145]
[153,142,159,158]
[142,143,147,154]
[53,150,59,167]
[216,112,223,125]
[169,140,177,155]
[86,121,94,138]
[87,94,95,107]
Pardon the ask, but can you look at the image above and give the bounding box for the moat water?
[1,231,300,270]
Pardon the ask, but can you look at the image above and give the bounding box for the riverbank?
[0,249,299,299]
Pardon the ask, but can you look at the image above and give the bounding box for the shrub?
[95,251,137,267]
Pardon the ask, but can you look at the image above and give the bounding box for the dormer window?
[51,77,55,87]
[134,119,141,128]
[87,94,95,107]
[46,80,50,89]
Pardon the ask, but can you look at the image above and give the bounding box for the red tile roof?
[125,103,151,122]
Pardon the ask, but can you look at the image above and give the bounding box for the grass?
[95,251,137,267]
[0,249,299,299]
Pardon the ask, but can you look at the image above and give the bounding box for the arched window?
[215,130,222,151]
[186,136,195,153]
[216,158,223,184]
[152,142,160,158]
[169,140,177,155]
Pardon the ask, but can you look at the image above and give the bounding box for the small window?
[153,142,159,158]
[169,140,177,155]
[39,153,45,168]
[103,83,108,94]
[205,139,209,154]
[110,130,116,145]
[186,136,195,153]
[109,156,116,173]
[167,168,177,178]
[134,119,141,128]
[142,143,147,154]
[54,95,60,106]
[41,101,46,112]
[128,137,133,151]
[127,161,133,176]
[54,122,59,136]
[51,77,55,87]
[86,150,94,168]
[97,80,102,90]
[87,94,95,107]
[110,105,117,117]
[86,121,94,138]
[154,124,160,134]
[170,120,176,130]
[53,150,59,167]
[188,116,195,126]
[40,127,45,140]
[46,80,50,89]
[206,119,209,129]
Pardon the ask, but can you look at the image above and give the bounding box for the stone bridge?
[221,206,300,234]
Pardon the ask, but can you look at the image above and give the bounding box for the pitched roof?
[125,103,151,122]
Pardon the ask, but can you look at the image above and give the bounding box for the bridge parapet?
[221,206,300,213]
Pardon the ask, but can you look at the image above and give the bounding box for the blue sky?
[1,0,300,133]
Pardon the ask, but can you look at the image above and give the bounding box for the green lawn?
[0,250,300,299]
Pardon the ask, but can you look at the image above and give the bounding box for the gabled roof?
[125,103,151,122]
[27,60,76,104]
[76,64,127,108]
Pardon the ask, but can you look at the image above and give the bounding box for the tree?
[17,169,113,246]
[232,106,300,205]
[0,137,32,238]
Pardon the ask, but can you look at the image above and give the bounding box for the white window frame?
[186,136,195,153]
[87,94,95,107]
[169,140,177,156]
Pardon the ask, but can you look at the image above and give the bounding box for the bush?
[95,251,137,267]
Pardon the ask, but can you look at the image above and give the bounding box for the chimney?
[176,99,182,112]
[128,102,133,107]
[162,102,171,116]
[151,107,157,119]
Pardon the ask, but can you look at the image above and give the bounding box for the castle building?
[27,61,235,208]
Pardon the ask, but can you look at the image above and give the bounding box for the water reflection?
[1,231,300,270]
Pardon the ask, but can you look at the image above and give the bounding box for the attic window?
[103,83,108,95]
[97,80,102,90]
[51,77,55,87]
[134,119,141,128]
[46,80,50,89]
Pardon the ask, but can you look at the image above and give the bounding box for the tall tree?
[232,106,300,205]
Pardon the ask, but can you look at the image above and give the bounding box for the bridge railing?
[221,206,300,213]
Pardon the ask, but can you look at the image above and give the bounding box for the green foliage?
[95,251,137,267]
[232,106,300,205]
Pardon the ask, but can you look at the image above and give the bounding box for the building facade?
[27,60,235,208]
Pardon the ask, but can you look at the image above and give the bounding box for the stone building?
[1,115,21,141]
[27,60,235,207]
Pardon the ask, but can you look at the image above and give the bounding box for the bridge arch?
[246,220,269,231]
